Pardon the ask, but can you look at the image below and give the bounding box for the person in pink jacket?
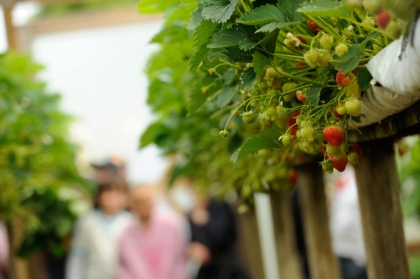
[118,186,187,279]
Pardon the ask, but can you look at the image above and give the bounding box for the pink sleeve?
[0,225,8,268]
[164,219,188,279]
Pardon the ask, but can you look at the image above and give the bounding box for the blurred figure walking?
[66,179,131,279]
[0,222,8,279]
[118,185,188,279]
[188,197,251,279]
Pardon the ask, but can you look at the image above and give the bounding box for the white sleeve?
[66,216,88,279]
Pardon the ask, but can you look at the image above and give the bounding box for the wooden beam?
[237,209,266,279]
[349,100,420,143]
[297,162,341,279]
[353,139,410,279]
[3,5,17,50]
[270,191,302,279]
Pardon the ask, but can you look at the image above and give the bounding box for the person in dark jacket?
[188,197,250,279]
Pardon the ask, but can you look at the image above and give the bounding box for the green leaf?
[308,87,321,106]
[193,20,219,51]
[237,4,285,25]
[215,86,238,107]
[297,0,352,18]
[188,45,210,72]
[231,125,282,162]
[208,28,249,48]
[202,0,237,23]
[258,29,279,54]
[278,0,306,21]
[241,68,257,90]
[223,47,253,62]
[333,44,363,73]
[140,122,171,148]
[256,22,297,33]
[357,66,373,91]
[188,4,204,30]
[252,51,270,78]
[188,88,210,113]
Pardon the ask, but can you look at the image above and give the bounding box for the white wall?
[30,21,168,184]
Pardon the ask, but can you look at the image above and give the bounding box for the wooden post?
[270,191,303,279]
[3,4,17,50]
[297,162,341,279]
[237,209,265,279]
[353,139,410,279]
[6,221,29,279]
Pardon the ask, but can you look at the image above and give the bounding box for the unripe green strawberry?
[296,129,301,139]
[300,119,314,128]
[282,82,297,93]
[314,133,325,148]
[335,105,347,116]
[282,134,292,146]
[385,20,403,40]
[283,93,295,103]
[343,26,354,37]
[275,108,291,129]
[345,97,361,116]
[264,107,278,121]
[265,66,281,79]
[348,151,360,165]
[219,130,229,138]
[301,126,315,142]
[362,0,380,14]
[260,117,273,128]
[344,0,361,9]
[304,49,319,68]
[335,43,348,57]
[208,68,215,75]
[320,33,334,50]
[326,143,344,156]
[322,160,334,173]
[201,86,209,94]
[242,111,257,124]
[362,16,376,27]
[323,125,345,147]
[299,141,318,156]
[330,17,339,27]
[317,49,331,67]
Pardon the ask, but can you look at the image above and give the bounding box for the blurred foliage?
[399,136,420,218]
[0,52,91,257]
[139,1,296,205]
[38,0,137,16]
[410,255,420,279]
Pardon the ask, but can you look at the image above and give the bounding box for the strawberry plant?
[138,0,416,201]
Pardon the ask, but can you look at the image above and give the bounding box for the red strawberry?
[296,90,307,102]
[336,70,347,87]
[343,76,351,86]
[329,155,348,172]
[376,10,391,29]
[323,125,345,147]
[288,111,300,127]
[307,19,321,34]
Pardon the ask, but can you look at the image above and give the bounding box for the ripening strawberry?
[362,0,380,15]
[329,155,348,172]
[323,125,345,147]
[307,19,321,34]
[317,49,331,67]
[385,20,403,40]
[376,10,391,29]
[296,90,307,102]
[336,70,348,87]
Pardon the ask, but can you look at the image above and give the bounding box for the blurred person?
[91,158,126,185]
[0,222,8,279]
[188,196,251,279]
[330,165,367,279]
[118,185,188,279]
[66,180,131,279]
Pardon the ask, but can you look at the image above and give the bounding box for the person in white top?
[329,165,367,279]
[66,180,132,279]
